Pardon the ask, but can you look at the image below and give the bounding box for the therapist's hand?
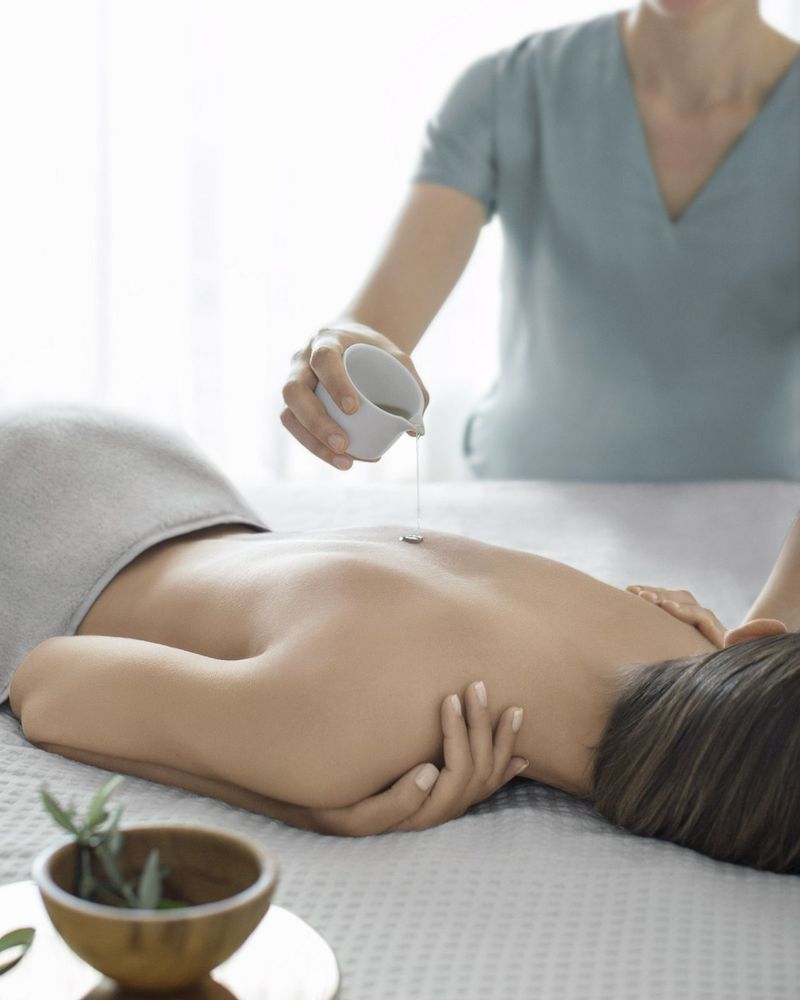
[626,584,729,649]
[280,325,429,470]
[307,681,528,836]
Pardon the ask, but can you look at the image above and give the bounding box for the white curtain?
[2,0,798,487]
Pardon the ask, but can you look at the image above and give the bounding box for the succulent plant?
[40,774,188,910]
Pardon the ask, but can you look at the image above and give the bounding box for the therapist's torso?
[411,11,800,481]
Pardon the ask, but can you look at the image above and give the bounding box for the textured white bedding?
[2,476,799,999]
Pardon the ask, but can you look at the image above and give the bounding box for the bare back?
[76,523,717,797]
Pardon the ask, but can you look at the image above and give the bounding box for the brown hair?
[588,629,800,875]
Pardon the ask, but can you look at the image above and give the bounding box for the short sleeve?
[410,53,498,225]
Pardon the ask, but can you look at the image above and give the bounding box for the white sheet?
[2,476,799,999]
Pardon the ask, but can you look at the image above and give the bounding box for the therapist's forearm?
[327,182,485,356]
[740,511,800,631]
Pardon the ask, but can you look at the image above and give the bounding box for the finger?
[391,707,528,832]
[659,600,725,647]
[440,691,473,788]
[312,761,441,837]
[634,589,688,607]
[387,693,473,831]
[661,601,727,648]
[390,694,528,832]
[282,369,353,456]
[502,755,531,784]
[308,337,360,414]
[626,585,697,603]
[464,681,494,784]
[626,585,663,602]
[279,407,353,471]
[627,587,728,648]
[627,584,664,599]
[489,705,526,786]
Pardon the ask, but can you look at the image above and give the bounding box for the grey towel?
[0,402,269,705]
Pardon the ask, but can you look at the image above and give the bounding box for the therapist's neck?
[621,1,787,112]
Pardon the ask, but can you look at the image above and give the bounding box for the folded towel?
[0,402,269,706]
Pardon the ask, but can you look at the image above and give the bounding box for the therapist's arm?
[331,181,487,354]
[739,511,800,631]
[281,182,487,467]
[626,510,800,643]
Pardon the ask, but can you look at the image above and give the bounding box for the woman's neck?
[620,3,796,112]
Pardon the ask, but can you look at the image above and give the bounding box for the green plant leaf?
[78,870,98,899]
[105,803,125,855]
[39,787,78,835]
[93,881,129,907]
[76,845,96,901]
[85,775,124,829]
[0,927,35,954]
[137,848,162,909]
[0,927,35,976]
[93,842,139,907]
[94,842,127,893]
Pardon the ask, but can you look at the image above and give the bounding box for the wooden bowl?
[30,822,280,992]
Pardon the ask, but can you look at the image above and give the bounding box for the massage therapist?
[281,1,800,481]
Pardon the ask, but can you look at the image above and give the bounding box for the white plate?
[0,879,340,999]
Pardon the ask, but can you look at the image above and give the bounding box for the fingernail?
[328,434,346,451]
[415,763,439,791]
[512,707,523,733]
[342,396,356,413]
[449,694,462,716]
[513,758,530,775]
[333,456,352,470]
[473,680,487,707]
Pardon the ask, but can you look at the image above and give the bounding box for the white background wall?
[1,0,797,485]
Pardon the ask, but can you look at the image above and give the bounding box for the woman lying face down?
[8,517,800,875]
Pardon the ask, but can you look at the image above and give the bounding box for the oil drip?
[400,425,424,543]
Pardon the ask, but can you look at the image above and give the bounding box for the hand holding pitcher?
[281,322,430,470]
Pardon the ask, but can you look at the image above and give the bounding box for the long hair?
[588,630,800,875]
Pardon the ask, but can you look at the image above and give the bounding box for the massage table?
[1,476,799,998]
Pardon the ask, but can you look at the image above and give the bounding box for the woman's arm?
[20,721,525,837]
[10,635,527,835]
[308,681,529,835]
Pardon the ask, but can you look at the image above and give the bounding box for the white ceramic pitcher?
[314,343,425,461]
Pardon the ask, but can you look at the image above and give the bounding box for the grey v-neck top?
[410,10,800,481]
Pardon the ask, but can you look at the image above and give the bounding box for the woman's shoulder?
[436,12,618,120]
[493,10,617,80]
